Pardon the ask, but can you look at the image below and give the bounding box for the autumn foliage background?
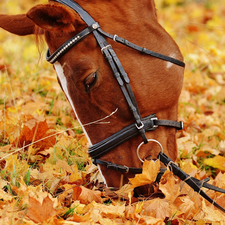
[0,0,225,224]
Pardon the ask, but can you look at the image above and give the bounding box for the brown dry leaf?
[72,201,125,223]
[22,101,48,115]
[26,195,57,223]
[14,119,56,151]
[196,199,225,222]
[98,218,120,225]
[213,172,225,190]
[159,170,180,203]
[0,188,13,202]
[215,195,225,209]
[142,198,172,220]
[72,186,102,204]
[179,161,198,177]
[93,201,125,218]
[72,208,101,223]
[136,215,164,225]
[129,160,160,189]
[4,155,29,177]
[173,196,196,219]
[58,184,74,207]
[115,183,134,199]
[0,144,12,153]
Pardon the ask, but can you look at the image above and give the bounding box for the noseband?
[46,0,225,213]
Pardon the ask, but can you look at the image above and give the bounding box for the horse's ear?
[0,14,36,36]
[27,4,82,33]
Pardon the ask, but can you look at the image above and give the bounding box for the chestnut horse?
[0,0,184,191]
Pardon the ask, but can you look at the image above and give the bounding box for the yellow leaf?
[204,155,225,171]
[129,160,160,189]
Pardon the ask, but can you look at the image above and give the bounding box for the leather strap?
[46,23,100,64]
[94,158,166,183]
[94,159,142,174]
[98,28,185,68]
[154,120,184,130]
[158,152,225,213]
[88,114,183,159]
[53,0,95,26]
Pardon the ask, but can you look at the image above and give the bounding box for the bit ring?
[137,139,163,163]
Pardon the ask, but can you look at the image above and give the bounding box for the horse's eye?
[84,72,97,92]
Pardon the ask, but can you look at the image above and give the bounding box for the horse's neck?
[75,0,157,24]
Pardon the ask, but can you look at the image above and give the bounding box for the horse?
[0,0,184,193]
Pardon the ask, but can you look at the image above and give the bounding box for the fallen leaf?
[159,170,180,203]
[72,186,102,204]
[26,195,57,223]
[204,155,225,171]
[129,160,160,189]
[143,198,172,220]
[14,119,56,151]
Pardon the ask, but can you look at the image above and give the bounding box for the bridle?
[47,0,184,170]
[46,0,225,212]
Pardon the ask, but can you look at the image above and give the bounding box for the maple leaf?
[72,186,102,204]
[143,198,172,220]
[129,160,160,189]
[159,170,180,203]
[26,195,57,223]
[13,119,56,151]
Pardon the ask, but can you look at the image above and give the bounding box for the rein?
[47,0,225,213]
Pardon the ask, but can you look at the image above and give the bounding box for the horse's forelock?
[34,26,45,59]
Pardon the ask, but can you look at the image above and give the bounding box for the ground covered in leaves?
[0,0,225,224]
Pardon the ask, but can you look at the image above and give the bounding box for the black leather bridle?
[46,0,225,213]
[47,0,184,170]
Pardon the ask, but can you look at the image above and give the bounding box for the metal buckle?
[113,34,118,42]
[151,117,158,128]
[101,44,112,53]
[135,121,144,130]
[123,165,129,173]
[179,121,184,130]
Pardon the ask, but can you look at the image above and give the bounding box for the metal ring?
[137,139,163,163]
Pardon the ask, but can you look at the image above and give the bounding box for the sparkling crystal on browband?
[46,23,100,64]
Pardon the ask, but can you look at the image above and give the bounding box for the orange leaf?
[72,186,102,204]
[143,198,172,220]
[26,196,57,223]
[14,119,56,151]
[159,170,180,203]
[129,160,160,188]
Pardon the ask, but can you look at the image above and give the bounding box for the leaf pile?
[0,0,225,224]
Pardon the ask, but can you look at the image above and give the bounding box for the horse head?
[0,0,184,192]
